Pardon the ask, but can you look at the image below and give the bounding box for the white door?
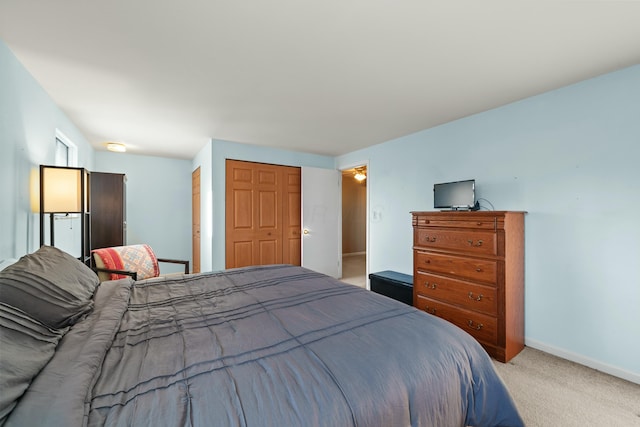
[301,167,341,278]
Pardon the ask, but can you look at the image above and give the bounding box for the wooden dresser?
[411,211,525,362]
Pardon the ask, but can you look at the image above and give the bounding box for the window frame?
[54,129,78,167]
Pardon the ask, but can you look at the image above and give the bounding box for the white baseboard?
[525,338,640,385]
[343,251,366,257]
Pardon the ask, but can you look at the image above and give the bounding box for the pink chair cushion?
[92,244,159,281]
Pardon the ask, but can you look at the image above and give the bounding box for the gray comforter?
[7,265,523,427]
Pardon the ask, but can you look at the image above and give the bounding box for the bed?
[0,246,523,427]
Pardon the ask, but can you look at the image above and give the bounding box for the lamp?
[354,167,367,182]
[39,165,91,263]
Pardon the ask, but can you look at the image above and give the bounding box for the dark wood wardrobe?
[90,172,126,250]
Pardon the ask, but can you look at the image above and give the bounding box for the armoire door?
[90,172,126,251]
[225,160,301,269]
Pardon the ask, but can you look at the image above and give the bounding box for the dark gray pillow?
[0,246,99,329]
[0,302,65,424]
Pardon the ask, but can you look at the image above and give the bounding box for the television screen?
[433,179,476,210]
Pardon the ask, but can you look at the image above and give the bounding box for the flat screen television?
[433,179,478,210]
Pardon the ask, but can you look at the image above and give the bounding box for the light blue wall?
[210,139,335,271]
[337,65,640,382]
[1,39,94,260]
[95,151,192,273]
[193,142,213,272]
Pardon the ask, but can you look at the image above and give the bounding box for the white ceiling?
[1,1,639,160]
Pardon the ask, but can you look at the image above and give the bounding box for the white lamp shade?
[41,167,83,213]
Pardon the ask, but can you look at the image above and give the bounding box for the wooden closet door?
[282,167,301,266]
[254,163,282,265]
[225,160,301,269]
[226,160,286,268]
[192,167,201,274]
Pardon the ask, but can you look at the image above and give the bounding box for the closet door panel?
[226,160,299,269]
[282,168,301,266]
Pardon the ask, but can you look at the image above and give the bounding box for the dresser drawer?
[414,251,497,284]
[414,217,496,230]
[414,228,497,256]
[414,271,497,315]
[415,295,498,345]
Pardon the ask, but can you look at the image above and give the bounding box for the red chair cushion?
[92,244,159,281]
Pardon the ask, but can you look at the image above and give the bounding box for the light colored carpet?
[493,347,640,426]
[341,254,366,288]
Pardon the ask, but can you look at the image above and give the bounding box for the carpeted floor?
[341,254,366,288]
[492,347,640,426]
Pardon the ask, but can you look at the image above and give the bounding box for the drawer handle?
[468,292,483,301]
[424,306,437,315]
[467,320,483,330]
[425,282,437,290]
[467,239,483,247]
[424,236,436,243]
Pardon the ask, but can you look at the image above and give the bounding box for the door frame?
[339,160,370,289]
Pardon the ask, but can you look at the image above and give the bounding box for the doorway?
[340,165,367,288]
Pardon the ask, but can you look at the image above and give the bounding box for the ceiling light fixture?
[106,142,127,153]
[354,168,366,182]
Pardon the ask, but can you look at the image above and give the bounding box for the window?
[55,138,69,166]
[51,130,80,220]
[54,130,77,167]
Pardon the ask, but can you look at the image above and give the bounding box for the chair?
[92,244,189,282]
